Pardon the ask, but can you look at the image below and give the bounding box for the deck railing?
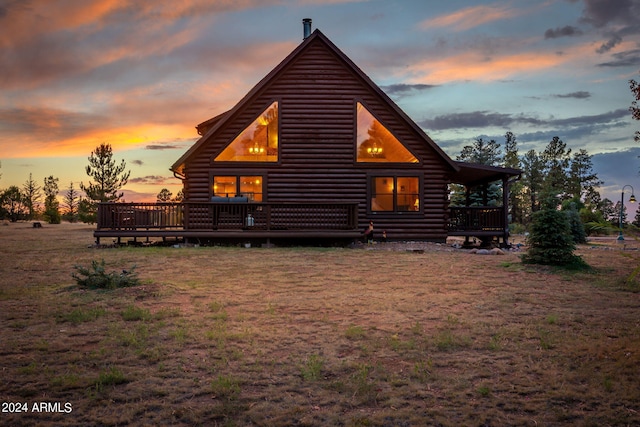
[96,202,359,232]
[447,207,505,232]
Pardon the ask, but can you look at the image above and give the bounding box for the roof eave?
[170,31,324,174]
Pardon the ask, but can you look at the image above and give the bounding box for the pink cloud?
[418,3,520,32]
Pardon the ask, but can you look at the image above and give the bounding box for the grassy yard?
[1,222,639,426]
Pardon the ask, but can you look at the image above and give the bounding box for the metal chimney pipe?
[303,18,312,39]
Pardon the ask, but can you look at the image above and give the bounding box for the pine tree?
[63,182,80,222]
[521,195,586,267]
[22,173,42,220]
[568,149,602,202]
[80,143,130,203]
[541,136,571,198]
[563,201,587,244]
[503,132,524,224]
[521,149,544,216]
[43,176,60,224]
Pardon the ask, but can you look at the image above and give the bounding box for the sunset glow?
[1,0,638,206]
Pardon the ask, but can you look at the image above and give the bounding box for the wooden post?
[502,176,509,247]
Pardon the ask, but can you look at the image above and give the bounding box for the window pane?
[213,176,236,197]
[239,176,262,202]
[371,177,394,211]
[356,103,418,163]
[215,102,278,162]
[397,177,419,211]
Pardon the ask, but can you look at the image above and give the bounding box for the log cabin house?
[95,20,520,246]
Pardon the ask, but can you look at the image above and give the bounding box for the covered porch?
[447,162,522,247]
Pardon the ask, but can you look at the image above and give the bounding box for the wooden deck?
[447,206,508,244]
[94,202,361,244]
[94,203,509,245]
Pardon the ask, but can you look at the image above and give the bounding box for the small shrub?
[546,314,558,325]
[72,259,140,289]
[95,366,128,391]
[56,307,106,324]
[121,305,151,321]
[477,385,491,397]
[300,354,324,381]
[211,375,241,400]
[345,325,366,340]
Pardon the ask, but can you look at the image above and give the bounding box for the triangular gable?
[171,29,460,176]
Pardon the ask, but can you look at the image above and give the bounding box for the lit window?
[215,102,278,162]
[213,176,263,202]
[356,102,418,163]
[371,176,419,212]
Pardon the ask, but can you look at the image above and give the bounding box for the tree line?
[0,143,185,224]
[0,144,125,223]
[451,131,640,232]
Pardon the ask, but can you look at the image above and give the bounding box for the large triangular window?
[215,101,278,162]
[356,102,418,163]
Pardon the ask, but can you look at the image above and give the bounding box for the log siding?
[175,34,453,241]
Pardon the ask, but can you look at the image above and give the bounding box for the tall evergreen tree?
[63,182,80,223]
[43,176,60,224]
[521,149,544,216]
[80,143,130,203]
[541,136,572,198]
[503,132,524,224]
[22,173,42,220]
[568,149,602,202]
[457,137,502,165]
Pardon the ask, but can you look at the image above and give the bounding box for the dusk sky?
[1,0,639,211]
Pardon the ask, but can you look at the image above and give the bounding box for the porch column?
[464,186,471,246]
[502,176,509,247]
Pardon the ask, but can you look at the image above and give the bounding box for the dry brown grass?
[1,222,639,426]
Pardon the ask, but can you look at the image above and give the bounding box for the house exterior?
[95,23,520,246]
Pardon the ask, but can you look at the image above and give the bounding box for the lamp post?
[617,185,636,241]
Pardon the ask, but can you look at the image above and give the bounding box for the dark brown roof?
[452,162,521,187]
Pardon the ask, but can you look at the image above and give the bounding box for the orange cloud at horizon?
[3,123,196,160]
